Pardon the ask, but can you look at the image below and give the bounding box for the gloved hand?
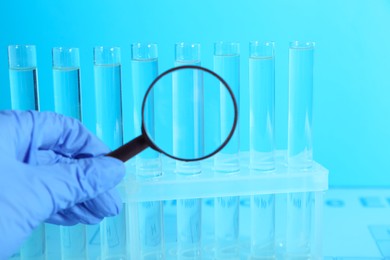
[0,110,126,259]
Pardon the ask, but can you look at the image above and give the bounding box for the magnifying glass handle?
[106,135,149,162]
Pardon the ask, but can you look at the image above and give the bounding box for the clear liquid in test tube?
[8,44,45,260]
[131,43,162,178]
[287,41,314,170]
[286,41,315,257]
[249,41,276,258]
[213,42,240,173]
[8,45,39,110]
[93,46,127,260]
[213,41,240,259]
[174,42,202,259]
[94,47,123,150]
[52,47,86,260]
[249,41,276,172]
[132,43,164,259]
[52,47,81,119]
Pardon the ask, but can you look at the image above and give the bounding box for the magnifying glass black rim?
[141,65,238,162]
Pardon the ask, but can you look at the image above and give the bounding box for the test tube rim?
[289,41,315,49]
[8,44,37,68]
[249,41,275,58]
[131,42,158,48]
[175,42,201,48]
[249,40,275,47]
[131,42,158,61]
[52,47,80,68]
[174,42,201,62]
[93,46,121,65]
[8,44,36,51]
[214,41,240,56]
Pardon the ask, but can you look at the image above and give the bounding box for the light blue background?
[1,0,389,187]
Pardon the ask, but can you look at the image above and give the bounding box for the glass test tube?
[286,41,315,257]
[8,45,39,110]
[93,46,126,259]
[45,224,62,259]
[52,47,81,118]
[21,227,45,260]
[249,41,276,172]
[213,42,240,259]
[249,41,276,258]
[213,42,240,173]
[131,43,162,177]
[52,47,86,260]
[287,41,314,169]
[174,42,203,173]
[132,43,164,259]
[8,44,44,260]
[174,42,203,259]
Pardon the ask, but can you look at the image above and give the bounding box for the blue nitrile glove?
[0,110,126,259]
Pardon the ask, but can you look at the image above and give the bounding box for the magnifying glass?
[107,65,238,162]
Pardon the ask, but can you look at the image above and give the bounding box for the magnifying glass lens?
[143,66,236,161]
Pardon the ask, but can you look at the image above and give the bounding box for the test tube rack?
[120,151,328,259]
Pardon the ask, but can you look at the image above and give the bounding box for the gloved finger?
[0,110,110,162]
[47,205,103,226]
[46,189,123,225]
[29,156,125,222]
[35,151,124,225]
[35,150,77,165]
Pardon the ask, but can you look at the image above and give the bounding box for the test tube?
[45,224,62,259]
[131,43,164,259]
[8,45,39,110]
[287,41,314,169]
[93,46,127,259]
[174,42,203,174]
[286,41,315,257]
[249,41,275,171]
[52,47,86,259]
[249,41,276,258]
[131,43,162,177]
[52,47,81,118]
[174,42,203,259]
[213,41,240,173]
[213,41,240,259]
[8,44,44,260]
[20,226,45,260]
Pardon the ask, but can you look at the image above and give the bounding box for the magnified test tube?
[249,41,276,258]
[8,44,38,110]
[174,42,203,174]
[132,43,164,259]
[8,44,44,260]
[213,41,240,259]
[286,41,315,257]
[52,47,86,260]
[174,42,203,259]
[93,46,126,259]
